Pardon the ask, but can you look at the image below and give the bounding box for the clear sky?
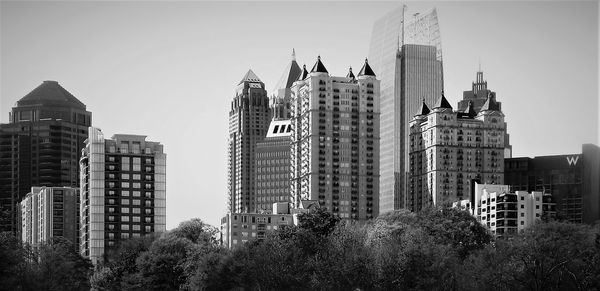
[1,1,598,229]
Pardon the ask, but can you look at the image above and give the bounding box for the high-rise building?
[504,144,600,224]
[368,7,444,213]
[79,127,166,264]
[458,71,512,158]
[271,50,302,120]
[228,70,271,213]
[0,80,91,233]
[408,94,505,210]
[290,57,380,220]
[20,186,79,247]
[255,119,292,212]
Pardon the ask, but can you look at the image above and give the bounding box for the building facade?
[228,70,271,213]
[79,127,166,264]
[255,119,292,212]
[290,57,380,220]
[0,80,91,233]
[504,144,600,224]
[408,94,505,210]
[458,71,512,158]
[468,183,556,237]
[368,7,444,213]
[20,186,79,247]
[220,211,294,248]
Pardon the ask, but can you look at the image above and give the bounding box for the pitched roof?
[17,80,86,109]
[238,69,262,85]
[273,50,302,91]
[346,67,355,79]
[357,58,376,77]
[481,92,501,111]
[297,64,309,81]
[416,99,430,116]
[310,56,328,73]
[465,101,477,117]
[433,92,453,110]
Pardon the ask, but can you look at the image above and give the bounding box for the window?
[120,142,129,154]
[132,208,141,214]
[121,224,129,231]
[122,216,130,222]
[133,191,141,197]
[122,190,130,197]
[133,174,141,180]
[521,221,525,225]
[121,207,130,214]
[121,233,129,239]
[132,225,141,231]
[145,226,151,232]
[121,182,130,188]
[121,173,130,180]
[132,216,141,222]
[122,199,130,205]
[132,199,141,206]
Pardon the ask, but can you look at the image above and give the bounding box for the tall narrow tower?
[228,70,271,213]
[290,57,380,220]
[368,7,444,213]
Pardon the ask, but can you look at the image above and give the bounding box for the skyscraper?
[290,57,380,220]
[79,127,166,264]
[409,94,505,210]
[368,7,444,213]
[0,80,91,233]
[228,70,271,213]
[20,186,79,247]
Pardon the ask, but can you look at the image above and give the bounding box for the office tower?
[504,144,600,224]
[408,94,505,210]
[228,70,271,213]
[459,71,512,158]
[368,7,443,212]
[466,183,556,237]
[79,127,166,264]
[20,186,79,247]
[255,119,292,212]
[0,80,91,233]
[271,50,302,119]
[290,57,380,220]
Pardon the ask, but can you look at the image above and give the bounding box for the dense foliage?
[0,234,92,291]
[3,208,598,290]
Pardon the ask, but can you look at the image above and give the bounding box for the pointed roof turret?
[346,67,355,80]
[416,98,430,116]
[480,92,501,112]
[297,64,309,81]
[433,91,453,110]
[238,69,262,85]
[310,55,328,73]
[17,80,86,109]
[358,58,376,77]
[273,49,302,91]
[464,101,477,118]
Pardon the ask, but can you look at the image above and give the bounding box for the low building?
[504,144,600,224]
[20,186,79,247]
[458,183,557,237]
[220,211,294,248]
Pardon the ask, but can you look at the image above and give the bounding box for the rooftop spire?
[292,48,296,61]
[347,66,355,79]
[481,91,501,112]
[416,98,430,116]
[297,64,309,81]
[465,101,477,117]
[357,58,376,77]
[433,91,453,110]
[238,69,262,85]
[310,55,328,74]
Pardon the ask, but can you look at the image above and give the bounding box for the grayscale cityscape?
[1,1,599,290]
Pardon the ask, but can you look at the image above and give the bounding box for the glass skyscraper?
[368,6,443,212]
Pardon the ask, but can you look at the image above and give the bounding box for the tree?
[36,237,93,291]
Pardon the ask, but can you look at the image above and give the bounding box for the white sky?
[1,1,598,229]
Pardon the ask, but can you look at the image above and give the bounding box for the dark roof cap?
[310,56,328,73]
[346,67,355,79]
[357,58,376,77]
[297,64,309,81]
[416,99,430,116]
[17,80,86,109]
[433,91,453,110]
